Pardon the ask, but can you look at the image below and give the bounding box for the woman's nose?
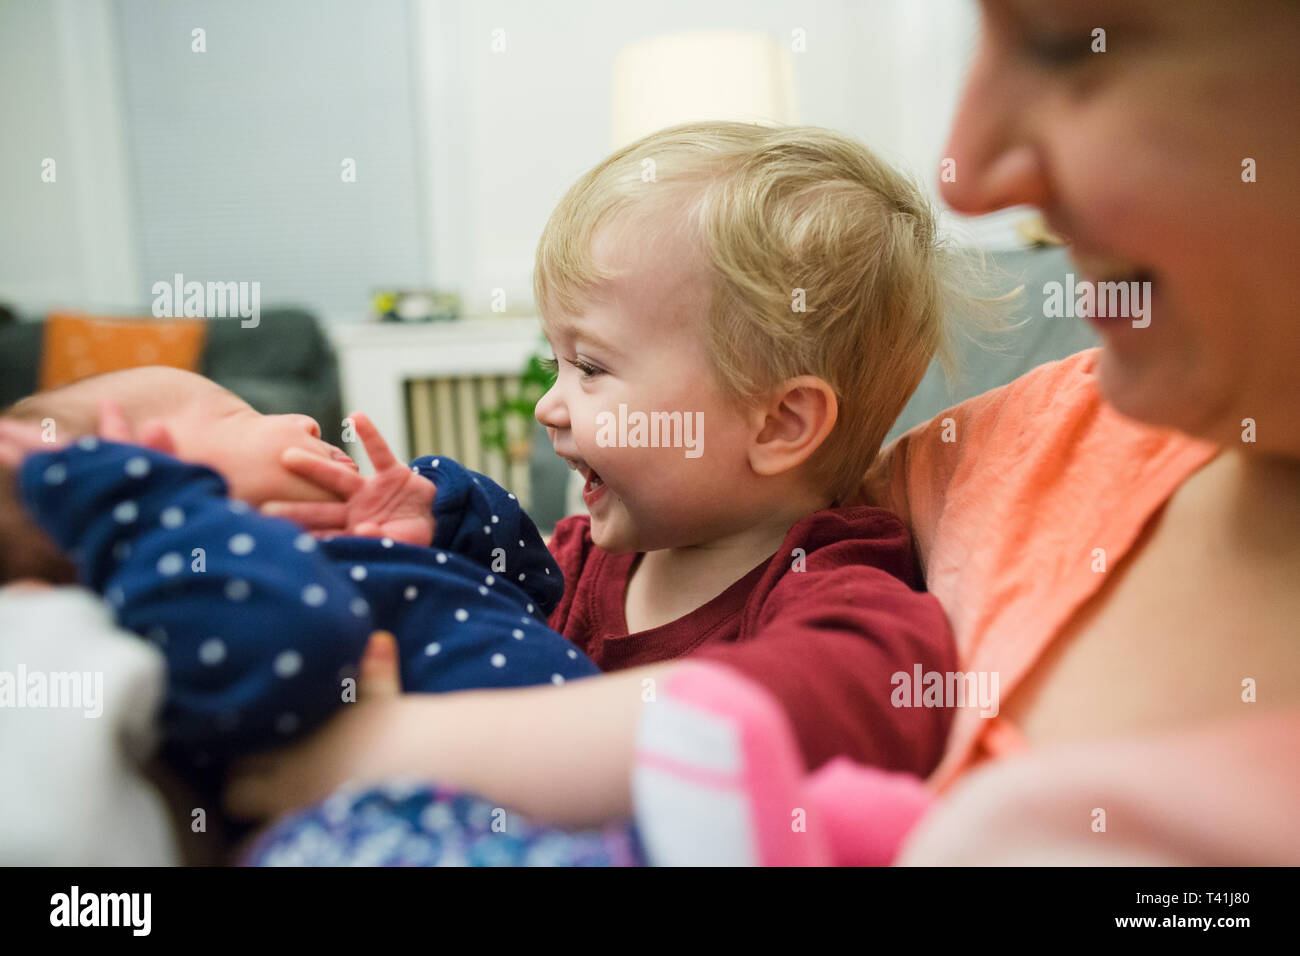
[938,47,1050,216]
[534,381,569,430]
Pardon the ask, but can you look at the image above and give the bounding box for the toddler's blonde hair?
[536,121,998,503]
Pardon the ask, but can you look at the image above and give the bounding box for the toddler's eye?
[569,358,603,379]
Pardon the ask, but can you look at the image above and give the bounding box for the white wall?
[0,0,141,313]
[414,0,984,315]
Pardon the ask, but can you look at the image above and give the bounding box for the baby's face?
[534,221,765,553]
[163,389,356,507]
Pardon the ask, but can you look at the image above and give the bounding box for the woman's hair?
[535,120,1008,503]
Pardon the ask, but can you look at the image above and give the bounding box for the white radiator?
[405,372,533,509]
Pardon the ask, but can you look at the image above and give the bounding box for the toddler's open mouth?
[561,454,607,504]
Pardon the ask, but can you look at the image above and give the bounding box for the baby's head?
[534,121,959,552]
[5,367,354,507]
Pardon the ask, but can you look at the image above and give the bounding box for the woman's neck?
[1195,448,1300,556]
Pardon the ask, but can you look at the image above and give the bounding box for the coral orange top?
[858,349,1220,792]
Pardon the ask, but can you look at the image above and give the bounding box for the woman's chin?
[1096,346,1228,442]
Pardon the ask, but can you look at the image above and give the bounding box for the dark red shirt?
[547,507,957,776]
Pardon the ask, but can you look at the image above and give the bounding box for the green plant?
[479,350,557,460]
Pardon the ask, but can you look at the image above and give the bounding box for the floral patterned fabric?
[240,781,646,867]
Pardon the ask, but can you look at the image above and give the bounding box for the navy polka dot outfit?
[18,438,598,762]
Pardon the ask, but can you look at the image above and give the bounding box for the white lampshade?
[611,31,800,150]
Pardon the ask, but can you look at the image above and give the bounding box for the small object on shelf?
[370,288,461,323]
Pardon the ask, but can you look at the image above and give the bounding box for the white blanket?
[0,585,178,865]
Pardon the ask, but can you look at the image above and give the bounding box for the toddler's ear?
[748,376,837,478]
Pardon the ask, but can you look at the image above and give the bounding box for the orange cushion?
[39,311,207,391]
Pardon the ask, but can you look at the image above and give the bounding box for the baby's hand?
[261,412,436,547]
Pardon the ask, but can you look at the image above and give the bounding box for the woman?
[228,0,1299,865]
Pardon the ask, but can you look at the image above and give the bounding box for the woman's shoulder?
[859,348,1211,522]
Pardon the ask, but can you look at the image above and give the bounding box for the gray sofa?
[0,308,346,447]
[886,245,1097,443]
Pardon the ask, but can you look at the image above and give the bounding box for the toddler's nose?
[534,382,569,431]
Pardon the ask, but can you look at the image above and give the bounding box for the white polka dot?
[490,653,506,668]
[43,463,67,485]
[484,575,495,586]
[421,800,453,832]
[478,585,488,596]
[160,506,184,528]
[435,552,447,564]
[350,597,369,617]
[483,525,491,534]
[545,568,551,575]
[520,617,530,624]
[112,540,132,562]
[432,458,440,468]
[350,565,367,581]
[302,584,327,606]
[229,500,250,514]
[519,540,526,547]
[112,501,138,523]
[424,642,441,656]
[157,552,183,576]
[454,608,468,622]
[527,603,534,614]
[404,585,418,601]
[199,638,226,665]
[551,674,565,685]
[77,436,98,451]
[491,515,499,524]
[293,533,316,552]
[518,573,526,582]
[507,493,516,501]
[511,629,524,640]
[124,456,150,477]
[275,713,299,734]
[228,533,255,555]
[381,537,394,548]
[225,578,251,601]
[274,650,303,678]
[567,649,578,659]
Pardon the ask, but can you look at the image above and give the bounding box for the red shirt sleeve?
[691,562,957,777]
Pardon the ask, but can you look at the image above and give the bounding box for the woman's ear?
[747,376,838,477]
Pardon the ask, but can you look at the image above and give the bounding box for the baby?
[1,368,597,769]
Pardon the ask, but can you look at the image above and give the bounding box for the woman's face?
[942,0,1300,454]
